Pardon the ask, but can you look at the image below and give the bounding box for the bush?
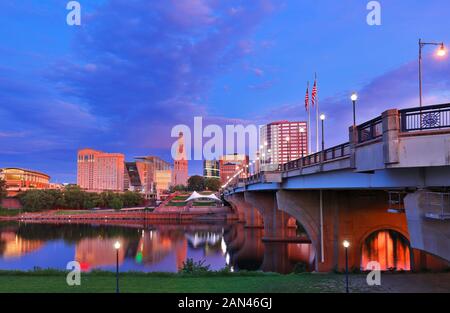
[293,262,308,274]
[179,258,211,274]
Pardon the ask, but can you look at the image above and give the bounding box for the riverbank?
[0,271,449,293]
[0,208,239,222]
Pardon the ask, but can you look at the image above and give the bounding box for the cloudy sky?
[0,0,449,183]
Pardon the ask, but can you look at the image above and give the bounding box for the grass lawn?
[0,271,353,293]
[167,201,187,207]
[192,201,216,207]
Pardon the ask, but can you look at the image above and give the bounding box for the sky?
[0,0,449,183]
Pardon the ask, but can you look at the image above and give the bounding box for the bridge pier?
[244,191,296,241]
[405,190,450,263]
[226,193,264,228]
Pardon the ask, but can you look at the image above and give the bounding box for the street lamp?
[285,136,290,162]
[419,39,447,107]
[320,114,326,152]
[299,127,306,158]
[343,240,350,293]
[351,93,358,127]
[114,241,121,293]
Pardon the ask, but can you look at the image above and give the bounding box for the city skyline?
[1,1,449,183]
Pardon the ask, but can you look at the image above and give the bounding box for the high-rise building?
[77,148,125,192]
[124,162,143,192]
[259,121,308,169]
[219,154,249,184]
[203,160,220,179]
[134,156,172,199]
[172,132,189,186]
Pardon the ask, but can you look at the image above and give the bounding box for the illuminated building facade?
[203,160,220,179]
[260,121,308,169]
[124,162,143,192]
[77,148,125,192]
[219,154,249,184]
[134,156,172,199]
[0,167,50,196]
[172,132,189,186]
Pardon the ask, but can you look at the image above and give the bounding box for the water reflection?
[0,231,44,259]
[0,222,315,273]
[361,229,411,271]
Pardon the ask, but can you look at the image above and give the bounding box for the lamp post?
[320,114,326,152]
[299,127,306,158]
[114,241,121,293]
[351,93,358,127]
[419,39,446,107]
[343,240,350,293]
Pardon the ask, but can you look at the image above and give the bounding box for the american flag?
[311,79,318,107]
[305,83,309,111]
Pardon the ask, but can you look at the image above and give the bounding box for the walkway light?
[320,114,326,152]
[342,240,350,293]
[351,93,358,127]
[114,241,121,293]
[437,43,446,57]
[419,39,446,107]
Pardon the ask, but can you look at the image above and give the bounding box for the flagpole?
[315,73,319,153]
[307,81,311,155]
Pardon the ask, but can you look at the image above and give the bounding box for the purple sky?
[0,0,449,183]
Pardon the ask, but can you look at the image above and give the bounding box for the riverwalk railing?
[400,103,450,132]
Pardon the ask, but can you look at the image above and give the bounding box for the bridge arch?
[360,228,411,271]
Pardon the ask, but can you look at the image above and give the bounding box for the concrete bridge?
[224,103,450,272]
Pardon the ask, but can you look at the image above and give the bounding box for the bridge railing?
[400,103,450,132]
[279,142,350,171]
[357,116,383,143]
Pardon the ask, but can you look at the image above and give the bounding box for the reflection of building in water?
[361,230,410,271]
[0,232,44,259]
[135,230,187,270]
[186,232,223,256]
[75,238,125,271]
[186,232,221,248]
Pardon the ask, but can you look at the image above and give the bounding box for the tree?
[18,190,57,212]
[204,177,221,191]
[110,196,123,211]
[63,186,86,209]
[0,178,6,201]
[121,191,143,208]
[187,175,205,191]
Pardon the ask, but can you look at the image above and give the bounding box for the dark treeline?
[17,186,144,212]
